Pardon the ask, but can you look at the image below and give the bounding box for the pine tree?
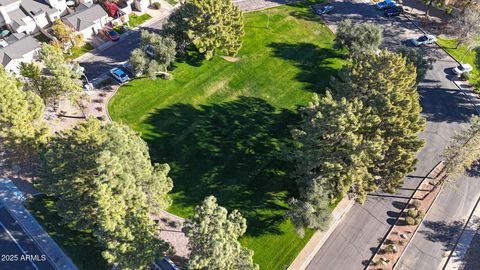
[333,50,426,193]
[165,0,244,59]
[183,196,258,270]
[285,91,382,232]
[39,119,173,268]
[22,43,83,104]
[0,65,48,162]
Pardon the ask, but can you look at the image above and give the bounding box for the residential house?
[0,0,67,35]
[62,3,108,39]
[0,32,40,73]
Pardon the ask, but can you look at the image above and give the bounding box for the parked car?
[384,6,403,16]
[315,5,334,15]
[144,44,155,58]
[100,28,120,41]
[411,35,437,46]
[110,67,129,83]
[376,0,396,10]
[452,63,473,75]
[157,257,180,270]
[122,62,142,77]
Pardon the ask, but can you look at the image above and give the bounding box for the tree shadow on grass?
[143,97,300,237]
[269,42,342,93]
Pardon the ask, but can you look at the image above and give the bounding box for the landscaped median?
[367,162,447,269]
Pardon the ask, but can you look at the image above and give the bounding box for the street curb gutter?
[402,13,480,115]
[442,194,480,270]
[287,197,355,270]
[392,163,446,269]
[363,161,445,269]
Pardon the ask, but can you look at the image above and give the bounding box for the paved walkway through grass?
[0,177,77,270]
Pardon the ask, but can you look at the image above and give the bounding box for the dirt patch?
[221,56,241,62]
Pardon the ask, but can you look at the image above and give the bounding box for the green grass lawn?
[129,13,152,28]
[109,2,344,269]
[437,37,479,86]
[26,195,109,270]
[67,43,94,60]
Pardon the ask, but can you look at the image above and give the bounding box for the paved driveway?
[79,17,168,80]
[306,1,480,270]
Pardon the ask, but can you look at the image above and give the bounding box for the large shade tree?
[285,91,382,234]
[333,50,426,193]
[164,0,244,59]
[39,119,173,269]
[21,43,83,104]
[450,5,480,48]
[334,19,383,57]
[0,65,48,162]
[183,196,258,270]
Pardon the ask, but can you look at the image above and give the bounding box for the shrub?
[411,199,421,209]
[405,216,415,225]
[153,2,161,9]
[407,209,418,218]
[417,210,425,219]
[385,244,395,254]
[414,217,421,224]
[460,72,471,81]
[445,6,454,15]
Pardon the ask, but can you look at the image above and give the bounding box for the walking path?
[443,196,480,270]
[288,198,355,270]
[0,177,77,270]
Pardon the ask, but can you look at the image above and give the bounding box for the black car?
[384,6,403,16]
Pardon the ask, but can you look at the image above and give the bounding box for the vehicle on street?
[315,5,334,15]
[452,63,473,75]
[110,67,129,83]
[411,35,437,46]
[376,0,396,9]
[100,28,120,41]
[384,6,403,16]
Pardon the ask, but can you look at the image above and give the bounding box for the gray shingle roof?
[0,34,40,67]
[63,3,107,31]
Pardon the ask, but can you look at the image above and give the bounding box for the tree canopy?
[164,0,244,59]
[183,196,258,270]
[39,119,173,269]
[397,46,435,83]
[450,5,480,48]
[129,31,177,79]
[0,65,48,162]
[334,19,383,56]
[21,43,83,104]
[333,50,425,193]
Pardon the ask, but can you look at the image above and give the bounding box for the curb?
[287,197,355,270]
[393,173,446,269]
[442,194,480,270]
[402,12,480,115]
[364,161,445,269]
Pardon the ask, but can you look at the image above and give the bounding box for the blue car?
[376,0,396,9]
[110,67,129,83]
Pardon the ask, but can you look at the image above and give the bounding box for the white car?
[316,5,334,15]
[452,64,473,75]
[411,35,437,46]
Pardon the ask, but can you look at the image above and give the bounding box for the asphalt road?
[0,207,56,270]
[306,1,480,270]
[79,19,167,79]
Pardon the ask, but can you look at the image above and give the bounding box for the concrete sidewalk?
[0,178,77,270]
[443,197,480,270]
[288,198,355,270]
